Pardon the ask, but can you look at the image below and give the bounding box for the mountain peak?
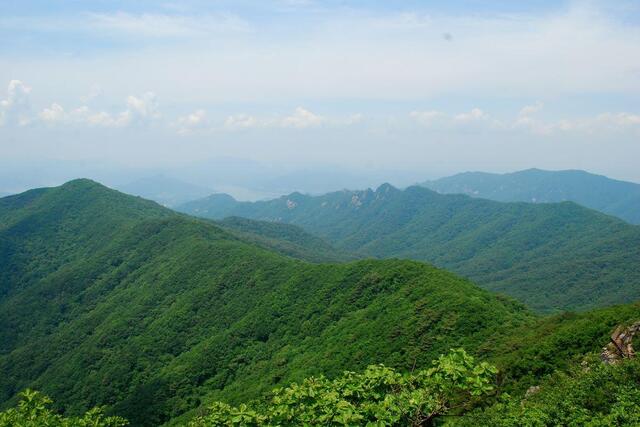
[375,182,398,193]
[60,178,106,190]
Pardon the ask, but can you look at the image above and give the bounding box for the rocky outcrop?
[601,321,640,364]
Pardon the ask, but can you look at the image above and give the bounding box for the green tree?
[0,389,128,427]
[189,349,497,426]
[457,357,640,426]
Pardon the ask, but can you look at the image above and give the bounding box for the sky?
[1,0,639,197]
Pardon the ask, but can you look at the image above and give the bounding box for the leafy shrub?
[189,349,496,426]
[0,389,128,427]
[457,357,640,426]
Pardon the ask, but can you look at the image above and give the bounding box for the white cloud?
[86,12,251,38]
[2,2,640,105]
[9,80,639,140]
[409,110,445,125]
[410,104,640,136]
[224,114,261,130]
[85,111,119,127]
[122,92,160,124]
[545,112,640,134]
[0,80,32,126]
[512,111,640,135]
[223,107,325,130]
[83,92,160,128]
[280,107,324,128]
[513,102,548,134]
[38,104,100,126]
[454,108,489,122]
[411,108,495,129]
[35,91,160,128]
[596,112,640,127]
[39,103,66,123]
[519,101,544,117]
[176,109,208,134]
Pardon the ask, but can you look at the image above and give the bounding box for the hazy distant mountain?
[421,169,640,224]
[0,192,10,198]
[255,169,424,196]
[178,184,640,313]
[116,175,214,207]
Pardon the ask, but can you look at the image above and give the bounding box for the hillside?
[216,216,355,263]
[421,168,640,224]
[0,180,531,426]
[177,184,640,313]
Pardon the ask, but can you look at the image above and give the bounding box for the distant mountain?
[177,184,640,313]
[0,179,530,425]
[255,170,392,196]
[421,169,640,224]
[116,175,214,207]
[0,192,10,198]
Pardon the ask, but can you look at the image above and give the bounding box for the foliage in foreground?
[457,357,640,426]
[0,389,127,427]
[5,351,640,426]
[189,349,496,426]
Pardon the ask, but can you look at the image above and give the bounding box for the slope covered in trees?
[184,303,640,425]
[177,184,640,313]
[421,168,640,224]
[0,180,532,426]
[4,302,640,426]
[216,216,354,263]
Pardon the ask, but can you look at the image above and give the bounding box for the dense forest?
[5,0,640,424]
[177,183,640,313]
[1,180,640,426]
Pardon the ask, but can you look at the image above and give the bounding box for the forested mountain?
[116,175,214,208]
[0,179,532,425]
[177,184,640,313]
[188,302,640,426]
[421,168,640,224]
[217,216,354,263]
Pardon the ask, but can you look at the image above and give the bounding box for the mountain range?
[0,180,531,425]
[421,168,640,224]
[177,183,640,313]
[2,178,640,425]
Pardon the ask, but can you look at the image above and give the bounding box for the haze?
[1,0,639,197]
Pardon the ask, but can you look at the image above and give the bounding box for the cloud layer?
[1,1,639,184]
[2,80,638,139]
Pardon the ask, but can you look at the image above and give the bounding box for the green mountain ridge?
[177,183,640,313]
[216,216,355,263]
[0,179,531,426]
[421,168,640,224]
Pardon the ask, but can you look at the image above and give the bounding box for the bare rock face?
[524,385,541,398]
[601,321,640,364]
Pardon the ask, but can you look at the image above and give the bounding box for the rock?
[286,199,297,209]
[601,321,640,364]
[524,385,540,398]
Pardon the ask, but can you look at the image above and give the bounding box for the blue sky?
[1,0,639,194]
